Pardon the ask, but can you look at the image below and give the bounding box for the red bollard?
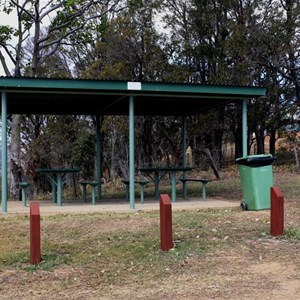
[160,194,173,251]
[270,187,284,236]
[30,202,42,264]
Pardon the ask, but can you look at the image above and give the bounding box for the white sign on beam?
[127,82,142,90]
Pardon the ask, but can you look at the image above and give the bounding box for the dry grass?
[1,168,300,299]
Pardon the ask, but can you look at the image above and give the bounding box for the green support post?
[52,179,57,203]
[2,92,7,213]
[96,115,102,200]
[92,186,96,205]
[182,116,187,199]
[90,182,97,205]
[171,172,177,203]
[57,174,63,206]
[242,99,248,157]
[129,95,135,209]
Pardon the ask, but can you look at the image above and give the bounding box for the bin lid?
[236,154,276,167]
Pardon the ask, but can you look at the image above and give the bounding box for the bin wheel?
[240,201,247,210]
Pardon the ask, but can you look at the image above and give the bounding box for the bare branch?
[38,3,126,49]
[40,0,55,14]
[280,0,288,11]
[0,43,16,65]
[39,42,60,66]
[40,2,63,21]
[45,1,123,37]
[0,50,12,76]
[11,0,35,20]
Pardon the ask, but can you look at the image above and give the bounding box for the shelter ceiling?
[0,78,266,116]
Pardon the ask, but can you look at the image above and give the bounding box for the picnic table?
[37,168,81,206]
[139,167,193,202]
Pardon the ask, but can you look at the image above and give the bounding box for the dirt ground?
[1,189,300,299]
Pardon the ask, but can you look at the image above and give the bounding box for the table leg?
[154,171,159,200]
[202,182,207,201]
[171,171,176,203]
[125,183,129,201]
[57,174,63,206]
[182,180,187,199]
[52,178,57,203]
[91,185,96,205]
[140,183,145,204]
[21,188,26,207]
[82,184,87,203]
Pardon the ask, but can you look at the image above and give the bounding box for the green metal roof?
[0,77,266,116]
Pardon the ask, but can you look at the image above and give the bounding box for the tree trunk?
[110,126,117,180]
[254,125,264,154]
[211,127,223,169]
[141,116,153,168]
[233,122,243,159]
[9,114,23,200]
[293,144,300,173]
[202,148,221,180]
[269,127,276,156]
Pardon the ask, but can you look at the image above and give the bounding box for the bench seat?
[19,182,30,207]
[179,178,212,201]
[79,181,98,205]
[122,180,150,204]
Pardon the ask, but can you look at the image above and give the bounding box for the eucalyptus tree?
[222,0,300,157]
[68,0,175,178]
[74,0,167,81]
[162,0,300,163]
[0,0,127,199]
[161,0,234,168]
[239,0,300,155]
[270,0,300,105]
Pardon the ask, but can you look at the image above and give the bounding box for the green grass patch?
[0,251,29,268]
[283,227,300,241]
[0,209,241,284]
[23,253,71,272]
[1,168,300,290]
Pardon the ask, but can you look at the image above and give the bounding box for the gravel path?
[1,197,239,216]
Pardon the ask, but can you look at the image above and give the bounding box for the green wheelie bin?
[236,154,276,211]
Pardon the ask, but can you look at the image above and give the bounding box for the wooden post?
[30,202,41,264]
[160,194,173,251]
[270,187,284,236]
